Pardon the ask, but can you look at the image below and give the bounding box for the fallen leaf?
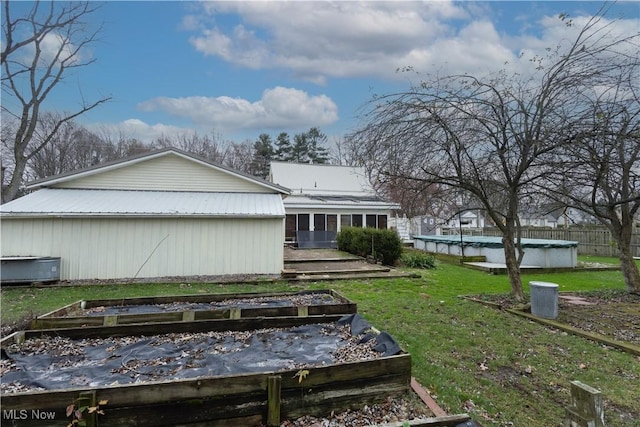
[294,369,310,383]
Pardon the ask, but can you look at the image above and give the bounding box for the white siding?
[1,217,284,280]
[53,155,273,193]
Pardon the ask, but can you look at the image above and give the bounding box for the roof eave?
[0,213,285,219]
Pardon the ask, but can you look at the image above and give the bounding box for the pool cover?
[1,314,400,394]
[414,235,578,248]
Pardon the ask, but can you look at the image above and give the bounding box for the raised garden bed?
[462,290,640,356]
[31,289,356,329]
[0,314,427,426]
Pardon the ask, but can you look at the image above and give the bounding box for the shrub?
[337,227,403,265]
[400,250,437,269]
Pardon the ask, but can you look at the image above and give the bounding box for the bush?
[400,250,437,269]
[337,227,403,265]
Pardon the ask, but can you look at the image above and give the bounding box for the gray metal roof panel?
[270,162,375,196]
[0,189,285,217]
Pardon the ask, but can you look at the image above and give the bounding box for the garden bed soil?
[0,313,464,426]
[1,314,400,394]
[468,290,640,346]
[31,290,357,329]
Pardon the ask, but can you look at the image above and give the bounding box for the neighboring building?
[445,211,486,229]
[0,149,290,281]
[268,162,399,248]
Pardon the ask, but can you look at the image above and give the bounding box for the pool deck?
[463,261,619,275]
[464,262,541,274]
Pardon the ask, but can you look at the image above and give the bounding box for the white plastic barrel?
[529,281,559,319]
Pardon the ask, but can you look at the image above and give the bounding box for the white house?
[446,211,486,229]
[0,149,290,281]
[268,162,399,247]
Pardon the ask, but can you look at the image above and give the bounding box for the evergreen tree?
[291,133,310,163]
[305,127,330,164]
[274,132,293,161]
[250,133,274,177]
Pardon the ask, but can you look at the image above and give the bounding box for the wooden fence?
[442,227,640,257]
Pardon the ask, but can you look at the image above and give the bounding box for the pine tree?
[305,127,330,164]
[250,133,274,177]
[274,132,293,161]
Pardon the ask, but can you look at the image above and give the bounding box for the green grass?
[1,255,639,426]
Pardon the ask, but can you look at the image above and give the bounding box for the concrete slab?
[465,262,541,269]
[559,295,596,306]
[283,247,415,280]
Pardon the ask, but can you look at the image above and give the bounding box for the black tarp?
[2,314,401,392]
[81,293,339,316]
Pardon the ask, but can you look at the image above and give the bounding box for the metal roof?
[1,189,285,218]
[270,162,375,196]
[283,194,399,211]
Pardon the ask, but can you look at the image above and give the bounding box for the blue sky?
[4,1,639,145]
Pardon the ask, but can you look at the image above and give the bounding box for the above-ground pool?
[413,235,578,268]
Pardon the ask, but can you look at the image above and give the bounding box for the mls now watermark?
[3,409,57,421]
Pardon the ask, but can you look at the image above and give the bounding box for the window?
[352,214,363,227]
[285,214,297,240]
[327,215,338,231]
[298,214,310,231]
[314,214,326,231]
[366,214,377,228]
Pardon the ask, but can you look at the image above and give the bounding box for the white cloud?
[87,119,197,143]
[185,1,639,83]
[13,31,87,69]
[137,87,338,132]
[187,1,471,82]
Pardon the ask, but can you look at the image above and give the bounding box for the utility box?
[530,281,559,319]
[1,256,61,284]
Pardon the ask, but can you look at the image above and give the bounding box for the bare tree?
[1,0,111,202]
[152,131,230,162]
[348,6,638,300]
[541,66,640,293]
[330,136,359,166]
[28,113,112,179]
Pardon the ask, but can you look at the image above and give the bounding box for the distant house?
[268,162,399,248]
[446,211,486,229]
[1,149,290,281]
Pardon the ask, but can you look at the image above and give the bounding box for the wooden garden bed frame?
[31,289,356,329]
[3,299,474,426]
[2,315,414,426]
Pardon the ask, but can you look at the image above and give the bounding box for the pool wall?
[413,235,578,268]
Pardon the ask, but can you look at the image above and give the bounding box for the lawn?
[1,257,639,427]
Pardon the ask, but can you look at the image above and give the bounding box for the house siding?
[1,217,284,280]
[52,155,273,193]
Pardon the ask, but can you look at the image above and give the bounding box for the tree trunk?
[619,249,640,293]
[615,222,640,293]
[502,229,525,301]
[2,152,27,203]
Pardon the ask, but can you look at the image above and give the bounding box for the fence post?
[267,375,282,427]
[564,381,605,427]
